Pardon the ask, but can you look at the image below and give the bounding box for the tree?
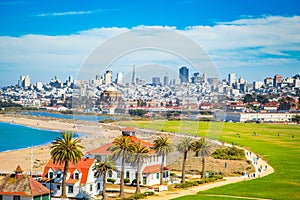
[50,132,84,198]
[153,136,173,185]
[177,137,193,183]
[243,94,254,103]
[109,136,133,198]
[200,141,213,179]
[190,138,205,157]
[93,156,117,200]
[129,142,150,194]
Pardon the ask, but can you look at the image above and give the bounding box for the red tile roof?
[142,164,161,174]
[121,127,136,132]
[87,136,155,155]
[0,175,49,196]
[86,143,113,155]
[42,158,95,185]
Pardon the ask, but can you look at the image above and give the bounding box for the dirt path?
[147,149,274,200]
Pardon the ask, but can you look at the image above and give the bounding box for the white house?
[86,127,170,186]
[218,112,296,122]
[40,158,102,199]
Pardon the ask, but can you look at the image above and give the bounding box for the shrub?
[107,178,116,184]
[131,179,141,185]
[212,146,245,160]
[124,178,130,184]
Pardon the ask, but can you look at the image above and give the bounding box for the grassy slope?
[119,120,300,200]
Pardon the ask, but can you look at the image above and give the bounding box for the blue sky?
[0,0,300,86]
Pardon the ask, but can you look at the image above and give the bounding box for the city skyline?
[0,1,300,86]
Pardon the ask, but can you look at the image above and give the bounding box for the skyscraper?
[19,75,30,88]
[273,74,282,87]
[116,72,123,85]
[104,70,112,85]
[179,66,189,83]
[163,74,170,86]
[152,77,161,86]
[132,65,136,85]
[228,73,236,87]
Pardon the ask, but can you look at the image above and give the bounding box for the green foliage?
[107,178,116,184]
[0,100,23,108]
[123,178,130,184]
[98,118,116,123]
[128,109,148,117]
[122,191,155,200]
[212,146,245,160]
[174,176,223,189]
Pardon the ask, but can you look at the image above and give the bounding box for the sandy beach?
[0,115,121,174]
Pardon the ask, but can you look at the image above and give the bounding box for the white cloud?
[0,15,299,84]
[37,8,119,17]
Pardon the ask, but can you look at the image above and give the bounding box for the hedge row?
[174,175,223,189]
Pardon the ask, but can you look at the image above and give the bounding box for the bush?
[107,178,116,184]
[123,191,155,200]
[124,178,130,184]
[212,146,245,160]
[131,179,141,185]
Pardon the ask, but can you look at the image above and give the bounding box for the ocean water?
[22,111,108,122]
[0,122,62,152]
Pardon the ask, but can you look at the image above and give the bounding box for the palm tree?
[153,136,173,185]
[200,141,213,179]
[177,137,193,183]
[109,136,133,198]
[190,138,205,157]
[50,132,84,198]
[129,142,150,194]
[93,156,117,200]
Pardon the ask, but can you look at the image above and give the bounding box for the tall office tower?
[132,65,136,85]
[173,78,181,85]
[228,73,236,87]
[68,76,74,83]
[163,74,170,86]
[203,73,207,83]
[104,70,112,85]
[238,76,245,84]
[179,66,189,83]
[19,75,25,86]
[192,72,201,84]
[116,72,123,85]
[20,75,30,88]
[152,77,161,86]
[273,74,283,87]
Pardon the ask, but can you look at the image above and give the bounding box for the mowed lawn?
[119,120,300,200]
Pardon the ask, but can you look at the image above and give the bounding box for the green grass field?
[118,120,300,200]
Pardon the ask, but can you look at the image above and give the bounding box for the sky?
[0,0,300,86]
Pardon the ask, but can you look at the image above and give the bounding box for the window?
[126,171,130,179]
[163,171,169,178]
[68,185,73,193]
[57,185,61,190]
[74,173,79,179]
[108,171,112,178]
[117,171,121,178]
[90,184,93,192]
[13,196,20,200]
[49,172,54,179]
[97,183,101,190]
[57,173,61,178]
[156,173,159,179]
[0,195,3,200]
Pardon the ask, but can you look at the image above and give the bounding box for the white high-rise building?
[104,70,112,85]
[132,65,136,85]
[116,72,123,85]
[228,73,236,87]
[19,75,30,88]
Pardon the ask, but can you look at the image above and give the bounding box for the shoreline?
[0,115,121,173]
